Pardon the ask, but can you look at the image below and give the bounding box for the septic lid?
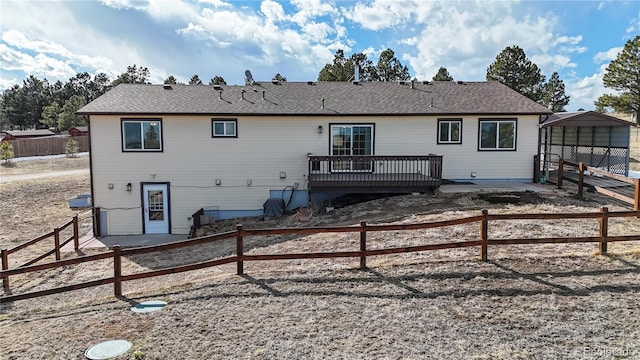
[131,300,167,313]
[85,339,131,359]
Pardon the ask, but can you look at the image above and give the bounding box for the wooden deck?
[308,172,440,193]
[308,155,443,194]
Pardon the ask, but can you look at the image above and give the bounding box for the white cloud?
[626,11,640,35]
[290,0,338,27]
[198,0,232,8]
[564,64,610,111]
[261,0,288,23]
[0,44,77,79]
[0,77,19,92]
[594,47,623,63]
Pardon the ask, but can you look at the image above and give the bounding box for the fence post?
[73,214,79,251]
[557,158,564,188]
[1,249,8,288]
[54,227,61,261]
[480,209,488,261]
[634,179,640,212]
[599,207,608,254]
[113,245,122,296]
[578,162,585,197]
[360,221,367,269]
[236,225,244,275]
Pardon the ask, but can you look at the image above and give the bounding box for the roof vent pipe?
[354,64,360,83]
[411,79,414,89]
[430,97,434,108]
[321,98,325,109]
[218,90,222,100]
[262,90,265,101]
[241,89,246,100]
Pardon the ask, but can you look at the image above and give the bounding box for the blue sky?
[0,0,638,111]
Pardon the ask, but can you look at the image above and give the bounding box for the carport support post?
[113,245,122,296]
[599,207,608,254]
[557,158,564,188]
[480,209,488,261]
[54,227,61,261]
[360,221,367,269]
[236,225,244,275]
[1,249,8,288]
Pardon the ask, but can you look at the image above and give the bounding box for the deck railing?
[308,155,443,193]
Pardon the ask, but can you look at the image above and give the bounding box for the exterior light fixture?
[317,125,323,134]
[126,183,132,192]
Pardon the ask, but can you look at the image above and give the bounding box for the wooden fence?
[1,215,80,288]
[2,208,640,303]
[5,135,89,157]
[558,158,640,210]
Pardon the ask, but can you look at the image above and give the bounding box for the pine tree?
[486,45,546,102]
[542,72,570,112]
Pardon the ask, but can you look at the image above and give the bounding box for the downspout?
[537,114,547,183]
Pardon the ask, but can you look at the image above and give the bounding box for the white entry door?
[143,184,169,234]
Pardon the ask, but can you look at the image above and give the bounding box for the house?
[540,111,635,176]
[77,81,552,236]
[2,129,55,141]
[69,126,89,137]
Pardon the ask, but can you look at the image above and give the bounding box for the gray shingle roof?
[77,81,552,116]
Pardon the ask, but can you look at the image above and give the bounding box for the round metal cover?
[131,300,167,313]
[85,339,131,359]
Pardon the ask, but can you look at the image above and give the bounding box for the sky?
[0,0,638,112]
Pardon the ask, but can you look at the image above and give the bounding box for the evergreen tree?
[57,95,87,131]
[209,76,227,85]
[272,73,287,82]
[318,50,376,81]
[112,65,151,86]
[164,75,179,84]
[595,35,640,121]
[372,49,410,82]
[189,75,203,85]
[432,67,454,81]
[486,45,546,102]
[542,72,570,112]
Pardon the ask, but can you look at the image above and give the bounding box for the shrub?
[0,141,14,165]
[65,138,78,158]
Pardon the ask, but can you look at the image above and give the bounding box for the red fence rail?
[2,208,639,303]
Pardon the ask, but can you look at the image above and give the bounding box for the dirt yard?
[1,156,640,359]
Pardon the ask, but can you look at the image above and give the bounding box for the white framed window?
[437,119,462,144]
[478,119,517,151]
[212,119,237,138]
[121,119,162,152]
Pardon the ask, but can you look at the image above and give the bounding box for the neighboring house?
[77,81,551,236]
[2,129,55,140]
[540,111,635,176]
[69,126,89,137]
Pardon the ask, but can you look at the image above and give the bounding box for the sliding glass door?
[330,124,374,172]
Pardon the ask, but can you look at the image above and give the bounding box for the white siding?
[90,114,540,235]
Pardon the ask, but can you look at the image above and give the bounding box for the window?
[212,119,237,137]
[437,119,462,144]
[330,124,374,171]
[122,119,162,152]
[478,119,517,151]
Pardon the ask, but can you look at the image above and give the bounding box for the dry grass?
[1,158,640,359]
[629,126,640,171]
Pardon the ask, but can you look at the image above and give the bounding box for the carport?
[539,111,635,177]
